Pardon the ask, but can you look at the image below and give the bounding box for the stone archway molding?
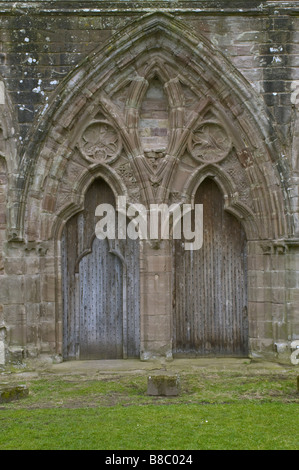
[10,11,293,246]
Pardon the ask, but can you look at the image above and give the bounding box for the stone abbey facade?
[0,1,299,366]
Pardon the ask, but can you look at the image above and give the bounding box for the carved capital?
[260,241,289,255]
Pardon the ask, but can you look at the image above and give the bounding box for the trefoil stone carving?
[79,120,122,164]
[188,121,232,164]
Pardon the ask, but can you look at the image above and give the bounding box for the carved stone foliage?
[237,148,254,168]
[78,120,122,164]
[115,162,141,202]
[220,150,253,209]
[188,121,232,163]
[116,162,137,186]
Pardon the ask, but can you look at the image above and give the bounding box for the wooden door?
[62,178,140,360]
[173,178,248,356]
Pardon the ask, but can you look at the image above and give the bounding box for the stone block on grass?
[147,374,180,396]
[0,385,29,403]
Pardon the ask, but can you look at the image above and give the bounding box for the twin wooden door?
[62,177,248,360]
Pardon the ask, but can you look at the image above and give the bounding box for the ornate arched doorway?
[13,13,292,363]
[173,178,248,356]
[61,178,140,360]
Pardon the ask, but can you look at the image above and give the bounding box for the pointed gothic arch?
[6,12,295,361]
[12,11,291,244]
[183,164,258,240]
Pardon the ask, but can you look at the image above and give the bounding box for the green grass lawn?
[0,403,298,450]
[0,365,298,450]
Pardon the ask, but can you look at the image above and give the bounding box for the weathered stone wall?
[0,2,297,147]
[0,1,298,366]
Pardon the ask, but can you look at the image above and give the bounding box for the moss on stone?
[0,385,29,403]
[147,374,180,396]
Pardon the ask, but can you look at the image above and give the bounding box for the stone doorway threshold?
[50,357,285,377]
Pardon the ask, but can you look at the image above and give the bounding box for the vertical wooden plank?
[173,178,248,356]
[79,237,123,359]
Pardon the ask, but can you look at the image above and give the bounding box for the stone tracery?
[11,11,289,247]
